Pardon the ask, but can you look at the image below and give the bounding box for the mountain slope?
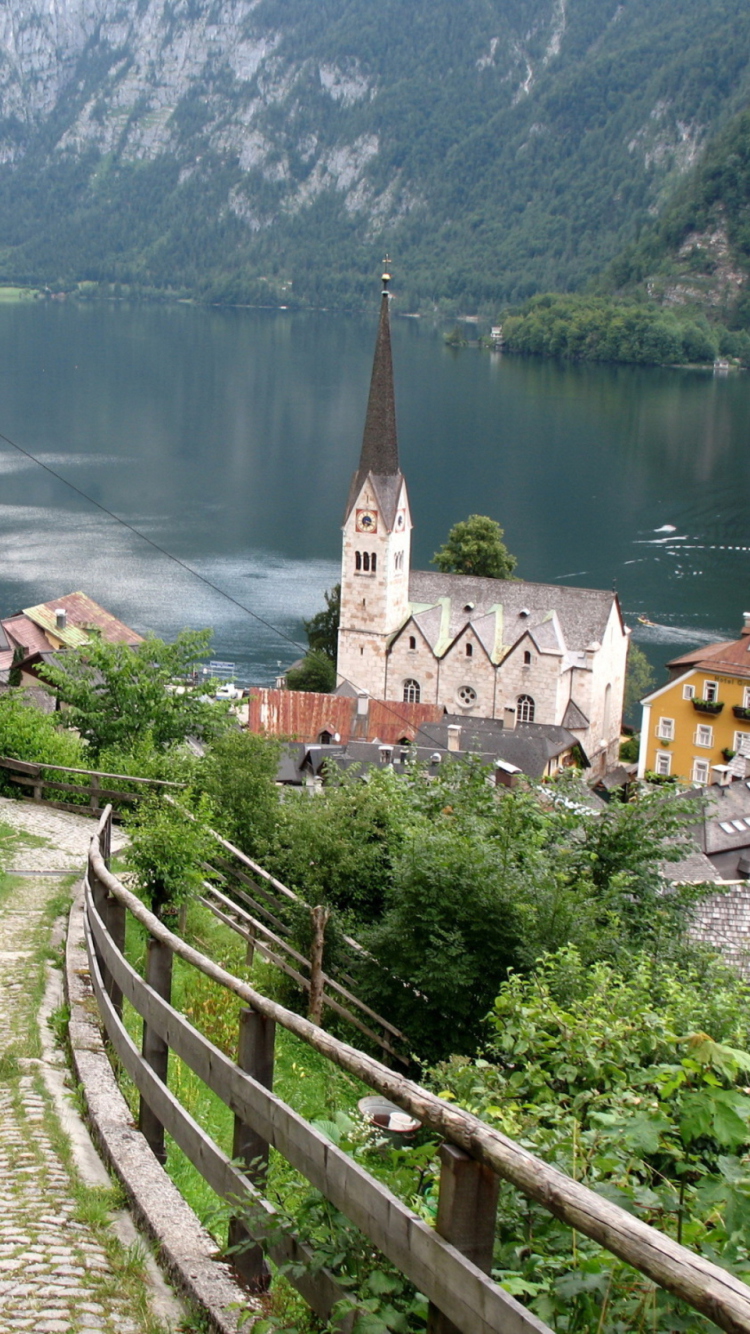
[606,107,750,327]
[0,0,749,307]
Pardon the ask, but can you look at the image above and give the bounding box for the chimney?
[503,705,516,731]
[357,692,369,716]
[54,608,66,631]
[447,724,461,752]
[742,613,750,637]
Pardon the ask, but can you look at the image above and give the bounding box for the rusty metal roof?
[248,689,443,745]
[22,592,142,649]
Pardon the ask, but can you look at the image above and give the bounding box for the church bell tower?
[337,261,412,698]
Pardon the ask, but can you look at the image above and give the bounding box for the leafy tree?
[286,649,336,693]
[38,629,230,757]
[432,947,750,1330]
[0,690,85,784]
[624,641,656,721]
[432,515,517,579]
[199,729,282,859]
[304,584,340,663]
[126,792,215,920]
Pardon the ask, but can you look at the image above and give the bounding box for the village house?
[336,267,630,778]
[638,614,750,784]
[0,590,142,689]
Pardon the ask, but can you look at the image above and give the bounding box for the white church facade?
[337,271,629,777]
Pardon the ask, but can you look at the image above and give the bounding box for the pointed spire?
[358,256,399,478]
[344,259,402,525]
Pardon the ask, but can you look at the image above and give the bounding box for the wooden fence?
[193,815,410,1064]
[85,804,750,1334]
[0,755,184,815]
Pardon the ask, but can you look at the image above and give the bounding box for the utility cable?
[0,431,455,753]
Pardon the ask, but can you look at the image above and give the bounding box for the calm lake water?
[0,299,747,687]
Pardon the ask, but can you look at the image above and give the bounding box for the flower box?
[733,705,750,720]
[691,698,724,715]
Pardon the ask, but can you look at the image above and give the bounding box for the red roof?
[248,689,443,744]
[669,634,750,680]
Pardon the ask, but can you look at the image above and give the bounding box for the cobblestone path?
[0,797,181,1333]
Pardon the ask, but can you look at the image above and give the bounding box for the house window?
[656,717,674,740]
[683,683,695,700]
[695,724,713,747]
[517,694,535,723]
[409,635,416,650]
[394,551,404,572]
[362,552,370,572]
[371,552,377,572]
[466,643,473,658]
[457,685,477,707]
[704,681,719,702]
[655,751,672,776]
[692,759,710,784]
[403,679,420,703]
[355,551,361,571]
[735,731,750,755]
[743,686,750,709]
[523,650,532,666]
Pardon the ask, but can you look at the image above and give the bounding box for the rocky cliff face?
[0,0,746,307]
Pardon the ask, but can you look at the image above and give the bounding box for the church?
[336,267,630,778]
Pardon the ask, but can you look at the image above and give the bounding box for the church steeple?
[344,258,402,526]
[337,260,413,697]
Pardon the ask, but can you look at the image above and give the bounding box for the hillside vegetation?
[606,106,750,329]
[1,0,750,308]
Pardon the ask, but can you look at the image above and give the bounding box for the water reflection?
[0,301,747,682]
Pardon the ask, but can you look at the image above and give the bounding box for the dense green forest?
[2,0,750,310]
[496,292,750,364]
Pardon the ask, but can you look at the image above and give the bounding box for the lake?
[0,298,746,688]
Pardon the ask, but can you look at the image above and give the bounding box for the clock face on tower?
[356,508,378,533]
[395,510,405,532]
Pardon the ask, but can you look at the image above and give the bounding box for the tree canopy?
[303,584,340,664]
[432,514,517,579]
[38,628,229,756]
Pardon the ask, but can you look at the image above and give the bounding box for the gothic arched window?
[362,552,370,572]
[403,679,421,703]
[466,643,473,658]
[409,635,416,650]
[523,650,532,665]
[371,552,377,572]
[355,551,361,571]
[517,694,535,723]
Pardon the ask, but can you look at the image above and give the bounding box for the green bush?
[0,692,85,796]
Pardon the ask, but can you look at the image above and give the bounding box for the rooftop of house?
[22,591,142,649]
[406,572,620,663]
[248,687,444,746]
[665,617,750,681]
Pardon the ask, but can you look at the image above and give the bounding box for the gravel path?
[0,797,180,1333]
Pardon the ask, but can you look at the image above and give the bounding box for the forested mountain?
[606,107,750,328]
[1,0,750,308]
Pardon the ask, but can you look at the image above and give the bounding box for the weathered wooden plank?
[87,891,550,1334]
[6,774,138,802]
[0,757,42,775]
[0,757,183,786]
[209,860,288,920]
[204,884,407,1044]
[88,845,750,1334]
[198,896,406,1062]
[84,914,352,1327]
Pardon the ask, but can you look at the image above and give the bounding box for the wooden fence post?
[308,905,330,1026]
[138,937,173,1165]
[105,892,126,1019]
[101,808,112,869]
[245,923,256,968]
[227,1007,276,1290]
[426,1143,501,1334]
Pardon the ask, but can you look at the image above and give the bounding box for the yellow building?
[638,615,750,783]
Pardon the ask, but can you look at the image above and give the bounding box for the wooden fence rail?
[0,755,184,815]
[85,805,750,1334]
